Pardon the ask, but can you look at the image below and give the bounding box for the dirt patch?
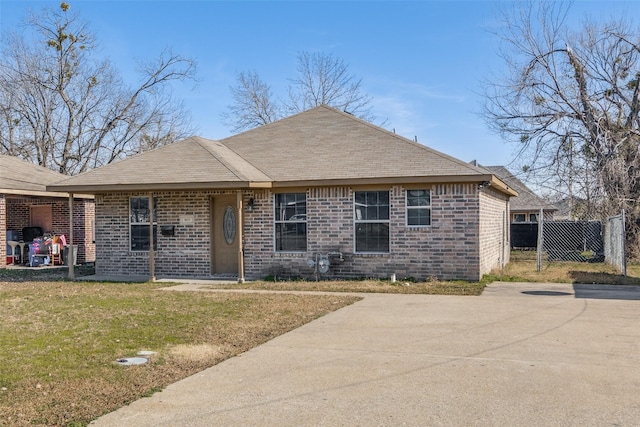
[167,343,229,364]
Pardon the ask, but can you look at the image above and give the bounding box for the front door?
[30,205,52,234]
[211,195,239,275]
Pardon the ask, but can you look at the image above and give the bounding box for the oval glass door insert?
[223,206,236,244]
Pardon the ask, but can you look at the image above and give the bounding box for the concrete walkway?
[90,282,640,426]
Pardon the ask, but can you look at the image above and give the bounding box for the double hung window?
[406,190,431,226]
[354,191,389,253]
[275,193,307,252]
[130,197,157,251]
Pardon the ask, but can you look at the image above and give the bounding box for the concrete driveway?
[91,282,640,426]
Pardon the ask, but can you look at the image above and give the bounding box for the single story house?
[48,105,516,281]
[482,166,557,223]
[0,155,95,267]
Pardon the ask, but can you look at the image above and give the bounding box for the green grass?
[211,278,487,295]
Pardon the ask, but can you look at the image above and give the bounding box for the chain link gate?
[536,209,627,275]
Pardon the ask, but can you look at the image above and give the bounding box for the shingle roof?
[48,106,515,195]
[483,166,556,211]
[49,136,272,193]
[0,155,69,196]
[222,105,493,184]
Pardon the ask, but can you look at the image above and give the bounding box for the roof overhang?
[271,174,518,196]
[511,207,558,212]
[488,175,518,197]
[47,181,273,194]
[1,188,94,199]
[47,175,518,197]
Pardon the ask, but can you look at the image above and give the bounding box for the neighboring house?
[551,196,590,220]
[48,105,516,281]
[0,155,95,268]
[483,166,557,223]
[479,165,557,249]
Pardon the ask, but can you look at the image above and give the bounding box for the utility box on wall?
[160,225,175,237]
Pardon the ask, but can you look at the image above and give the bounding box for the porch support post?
[237,191,245,283]
[68,193,75,280]
[149,192,156,282]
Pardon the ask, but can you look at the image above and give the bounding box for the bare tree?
[0,2,197,175]
[221,71,281,133]
[223,51,376,132]
[286,51,374,120]
[483,0,640,257]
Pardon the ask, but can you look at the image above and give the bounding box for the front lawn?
[0,281,359,426]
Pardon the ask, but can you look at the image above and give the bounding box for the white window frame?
[405,189,431,227]
[274,193,307,252]
[354,190,390,253]
[129,196,157,252]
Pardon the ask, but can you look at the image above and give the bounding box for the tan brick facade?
[95,185,509,281]
[96,191,253,276]
[479,187,510,276]
[245,184,485,281]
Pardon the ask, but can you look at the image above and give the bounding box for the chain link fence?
[536,209,627,275]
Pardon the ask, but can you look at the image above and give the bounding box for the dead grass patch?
[488,250,640,285]
[167,343,229,364]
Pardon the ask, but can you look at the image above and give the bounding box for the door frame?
[209,192,245,281]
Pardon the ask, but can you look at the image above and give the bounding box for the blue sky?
[1,0,637,169]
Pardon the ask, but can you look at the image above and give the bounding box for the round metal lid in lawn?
[115,357,148,366]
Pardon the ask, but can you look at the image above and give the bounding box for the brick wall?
[478,187,510,276]
[2,195,95,265]
[96,191,233,277]
[0,194,6,268]
[94,185,507,281]
[244,184,483,281]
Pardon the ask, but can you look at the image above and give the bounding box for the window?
[354,191,389,253]
[513,213,526,223]
[406,189,431,226]
[529,213,538,223]
[275,193,307,252]
[130,197,157,251]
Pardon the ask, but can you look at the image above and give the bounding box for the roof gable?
[222,105,490,184]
